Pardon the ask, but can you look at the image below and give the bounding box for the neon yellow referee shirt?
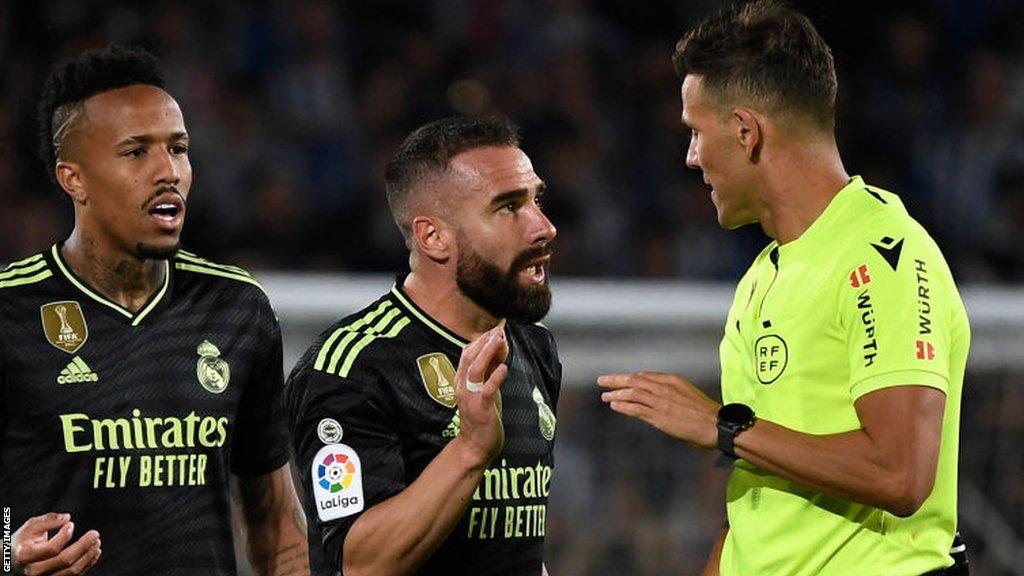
[718,176,970,576]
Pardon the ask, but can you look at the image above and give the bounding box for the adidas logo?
[57,356,99,384]
[442,411,461,438]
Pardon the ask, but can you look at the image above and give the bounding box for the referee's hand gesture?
[453,321,510,468]
[598,371,720,449]
[11,512,101,576]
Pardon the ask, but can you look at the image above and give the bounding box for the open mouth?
[146,194,185,229]
[520,256,551,284]
[149,203,181,220]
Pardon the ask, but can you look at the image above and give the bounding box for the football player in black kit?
[286,116,561,576]
[2,45,309,576]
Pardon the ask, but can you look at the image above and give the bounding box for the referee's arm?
[731,385,943,517]
[599,373,943,517]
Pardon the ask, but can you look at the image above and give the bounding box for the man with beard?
[285,116,561,576]
[2,46,309,575]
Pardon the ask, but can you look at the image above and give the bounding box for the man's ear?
[734,107,764,163]
[55,161,87,205]
[411,215,451,264]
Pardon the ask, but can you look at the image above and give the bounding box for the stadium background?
[3,1,1024,574]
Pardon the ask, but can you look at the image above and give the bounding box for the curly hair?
[672,0,837,130]
[37,45,165,188]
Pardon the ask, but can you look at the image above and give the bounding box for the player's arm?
[341,323,509,576]
[232,296,309,575]
[235,465,310,576]
[698,523,727,576]
[11,513,101,576]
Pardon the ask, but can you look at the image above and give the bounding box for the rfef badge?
[755,334,788,384]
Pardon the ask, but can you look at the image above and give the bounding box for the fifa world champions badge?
[41,301,88,354]
[196,340,230,394]
[417,352,458,408]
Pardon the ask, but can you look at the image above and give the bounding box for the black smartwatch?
[717,403,756,459]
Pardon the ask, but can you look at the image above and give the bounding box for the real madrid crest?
[532,386,556,441]
[40,301,88,354]
[416,353,458,408]
[196,340,230,394]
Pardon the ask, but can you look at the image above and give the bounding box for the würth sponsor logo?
[915,259,932,335]
[916,340,936,361]
[857,289,878,367]
[849,264,871,288]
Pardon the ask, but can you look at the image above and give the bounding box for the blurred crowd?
[5,3,1024,574]
[2,0,1024,280]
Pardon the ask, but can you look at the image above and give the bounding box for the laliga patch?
[311,443,364,521]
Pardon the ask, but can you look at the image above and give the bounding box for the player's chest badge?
[417,352,457,408]
[40,300,88,354]
[532,386,556,441]
[196,340,230,394]
[754,332,788,384]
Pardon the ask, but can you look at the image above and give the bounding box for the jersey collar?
[49,243,171,326]
[389,276,470,349]
[778,175,870,256]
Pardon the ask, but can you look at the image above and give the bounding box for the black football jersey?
[0,245,288,575]
[285,279,561,576]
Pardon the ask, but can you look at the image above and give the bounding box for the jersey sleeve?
[229,293,289,476]
[840,234,954,401]
[285,363,407,569]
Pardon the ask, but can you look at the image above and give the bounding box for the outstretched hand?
[598,371,720,450]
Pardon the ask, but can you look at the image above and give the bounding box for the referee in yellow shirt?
[599,2,970,575]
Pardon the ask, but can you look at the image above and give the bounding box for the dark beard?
[136,241,181,260]
[455,235,552,323]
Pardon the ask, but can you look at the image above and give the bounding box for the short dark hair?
[37,45,165,187]
[672,0,837,129]
[385,116,521,242]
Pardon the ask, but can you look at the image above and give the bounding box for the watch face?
[719,403,754,425]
